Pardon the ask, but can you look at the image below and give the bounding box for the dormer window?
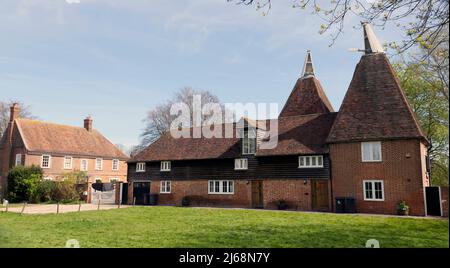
[136,162,146,172]
[161,161,171,171]
[242,128,256,155]
[299,155,323,168]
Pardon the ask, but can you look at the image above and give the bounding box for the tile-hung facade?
[127,23,430,216]
[0,110,129,199]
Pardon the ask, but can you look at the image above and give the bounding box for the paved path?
[1,204,129,214]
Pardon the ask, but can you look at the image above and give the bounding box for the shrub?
[32,180,56,203]
[7,165,43,202]
[276,199,288,210]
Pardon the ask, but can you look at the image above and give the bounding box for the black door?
[121,183,128,205]
[133,182,151,205]
[426,187,441,216]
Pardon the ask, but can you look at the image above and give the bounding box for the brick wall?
[127,178,327,211]
[330,139,427,216]
[24,154,127,182]
[441,186,448,217]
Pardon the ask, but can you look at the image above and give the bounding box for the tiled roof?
[327,53,426,144]
[15,119,129,159]
[131,123,241,162]
[279,76,334,117]
[256,113,337,156]
[132,113,337,162]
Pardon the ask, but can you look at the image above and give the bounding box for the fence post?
[78,201,82,212]
[57,202,60,214]
[20,202,27,215]
[133,197,136,206]
[5,202,8,213]
[97,199,101,210]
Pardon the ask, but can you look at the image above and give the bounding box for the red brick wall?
[441,186,448,217]
[330,139,427,216]
[263,180,313,210]
[127,179,328,211]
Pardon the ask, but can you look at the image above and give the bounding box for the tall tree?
[395,59,449,186]
[229,0,449,56]
[139,87,222,148]
[0,101,36,138]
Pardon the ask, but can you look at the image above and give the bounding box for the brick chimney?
[84,116,93,132]
[10,103,20,122]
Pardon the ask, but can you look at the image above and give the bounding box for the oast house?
[126,24,432,216]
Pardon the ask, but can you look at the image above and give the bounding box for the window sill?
[208,192,235,195]
[136,170,146,173]
[361,160,382,163]
[298,166,324,169]
[363,199,385,202]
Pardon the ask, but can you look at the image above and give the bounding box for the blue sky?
[0,0,404,147]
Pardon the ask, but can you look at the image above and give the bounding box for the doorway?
[133,181,151,205]
[251,180,264,208]
[426,187,442,216]
[311,180,329,211]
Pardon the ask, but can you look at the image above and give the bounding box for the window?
[208,180,234,194]
[41,155,51,168]
[161,161,171,171]
[242,129,256,155]
[234,158,248,170]
[160,181,171,193]
[136,162,146,172]
[299,155,323,168]
[362,142,382,162]
[64,156,73,169]
[15,154,22,166]
[95,158,103,170]
[363,180,384,201]
[80,159,88,171]
[112,159,119,171]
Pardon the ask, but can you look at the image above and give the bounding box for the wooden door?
[251,180,264,208]
[311,180,329,211]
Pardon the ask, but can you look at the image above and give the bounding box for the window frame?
[136,162,146,172]
[41,154,51,169]
[160,161,171,172]
[208,180,235,195]
[160,181,171,194]
[63,156,73,170]
[361,141,382,162]
[242,128,256,155]
[95,158,103,171]
[80,159,88,171]
[363,180,385,201]
[15,154,22,166]
[112,159,120,171]
[298,155,324,168]
[234,158,248,170]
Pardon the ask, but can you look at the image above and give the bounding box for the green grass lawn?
[0,207,448,248]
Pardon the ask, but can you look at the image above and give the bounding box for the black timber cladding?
[128,154,330,181]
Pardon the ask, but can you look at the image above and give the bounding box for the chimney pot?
[84,116,93,132]
[10,103,20,122]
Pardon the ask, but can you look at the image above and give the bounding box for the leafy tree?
[395,59,449,186]
[229,0,448,57]
[7,165,43,202]
[0,100,36,138]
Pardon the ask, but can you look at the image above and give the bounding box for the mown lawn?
[0,207,448,248]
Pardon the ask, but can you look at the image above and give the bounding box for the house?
[0,106,129,200]
[127,23,431,216]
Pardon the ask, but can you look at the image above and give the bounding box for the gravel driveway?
[1,203,129,214]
